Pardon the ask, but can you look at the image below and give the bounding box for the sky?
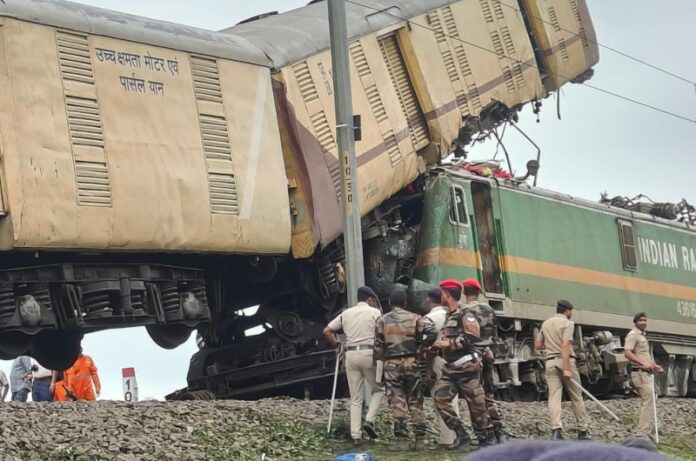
[1,0,694,401]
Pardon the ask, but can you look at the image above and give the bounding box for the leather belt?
[346,345,373,351]
[545,356,576,361]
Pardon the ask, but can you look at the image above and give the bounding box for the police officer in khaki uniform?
[535,299,590,440]
[624,312,663,437]
[323,286,384,442]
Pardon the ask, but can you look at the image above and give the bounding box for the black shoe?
[363,421,378,440]
[448,426,471,450]
[578,430,591,441]
[550,428,564,440]
[474,430,497,447]
[394,420,408,438]
[494,427,508,444]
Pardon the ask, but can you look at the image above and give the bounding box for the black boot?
[448,425,471,450]
[394,420,408,438]
[577,430,591,441]
[550,428,564,440]
[494,427,508,444]
[475,430,497,447]
[362,420,378,440]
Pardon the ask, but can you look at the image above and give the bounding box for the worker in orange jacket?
[65,349,101,401]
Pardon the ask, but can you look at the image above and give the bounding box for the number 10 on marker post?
[122,367,139,402]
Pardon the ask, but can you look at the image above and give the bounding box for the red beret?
[439,279,462,290]
[462,278,482,291]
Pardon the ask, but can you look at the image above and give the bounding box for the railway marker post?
[328,0,365,307]
[122,367,139,402]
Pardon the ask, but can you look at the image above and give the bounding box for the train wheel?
[0,331,33,359]
[31,330,82,370]
[146,324,192,349]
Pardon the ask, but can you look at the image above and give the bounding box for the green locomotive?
[405,165,696,398]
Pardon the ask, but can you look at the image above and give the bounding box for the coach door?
[471,181,504,295]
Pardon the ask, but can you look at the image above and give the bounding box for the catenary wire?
[343,0,696,124]
[491,0,696,86]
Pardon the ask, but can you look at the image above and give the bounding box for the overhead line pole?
[328,0,364,307]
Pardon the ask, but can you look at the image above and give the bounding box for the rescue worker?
[461,278,506,443]
[433,279,496,450]
[50,370,74,402]
[323,286,384,443]
[624,312,663,437]
[65,349,101,401]
[535,299,590,440]
[423,287,457,446]
[374,288,437,449]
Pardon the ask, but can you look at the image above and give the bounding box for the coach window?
[449,186,468,226]
[617,219,638,271]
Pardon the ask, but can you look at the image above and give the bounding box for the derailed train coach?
[0,0,600,397]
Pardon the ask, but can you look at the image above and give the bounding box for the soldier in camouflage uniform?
[461,278,506,443]
[432,279,496,450]
[374,288,437,449]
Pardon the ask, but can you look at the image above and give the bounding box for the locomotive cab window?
[617,219,638,271]
[449,186,468,225]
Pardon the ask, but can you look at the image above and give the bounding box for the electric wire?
[492,0,696,86]
[343,0,696,124]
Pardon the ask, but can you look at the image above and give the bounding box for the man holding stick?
[624,312,663,439]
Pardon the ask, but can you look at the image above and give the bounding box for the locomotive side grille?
[208,173,239,215]
[349,42,371,78]
[378,34,429,150]
[443,50,459,82]
[200,114,233,162]
[75,160,112,207]
[191,56,223,103]
[579,28,590,48]
[56,31,94,84]
[293,61,319,103]
[66,96,105,148]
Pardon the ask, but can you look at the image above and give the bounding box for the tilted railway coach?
[0,0,609,398]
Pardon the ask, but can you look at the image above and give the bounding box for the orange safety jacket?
[66,355,101,401]
[53,380,72,402]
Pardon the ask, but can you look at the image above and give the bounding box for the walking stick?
[327,345,342,435]
[651,373,660,443]
[569,378,621,422]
